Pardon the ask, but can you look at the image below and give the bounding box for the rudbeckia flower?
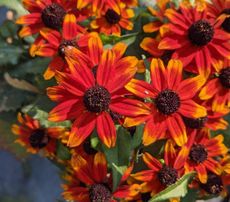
[16,0,91,37]
[91,2,134,36]
[182,100,229,131]
[158,6,230,74]
[47,38,149,148]
[125,58,207,146]
[62,152,141,201]
[11,113,65,156]
[207,0,230,33]
[199,59,230,112]
[174,129,228,183]
[29,14,88,80]
[131,140,185,196]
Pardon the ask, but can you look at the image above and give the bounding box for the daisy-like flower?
[91,2,134,36]
[199,59,230,112]
[207,0,230,33]
[11,113,64,156]
[125,58,207,146]
[16,0,91,37]
[174,129,228,183]
[158,6,230,74]
[142,0,170,36]
[131,140,185,196]
[47,37,149,148]
[29,14,88,80]
[182,100,229,131]
[62,152,141,201]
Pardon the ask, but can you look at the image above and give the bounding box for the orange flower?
[207,0,230,33]
[16,0,90,37]
[199,59,230,112]
[125,58,207,146]
[174,129,228,183]
[158,6,230,74]
[91,2,134,36]
[11,113,65,156]
[62,152,140,202]
[47,36,148,148]
[131,140,185,196]
[29,14,90,80]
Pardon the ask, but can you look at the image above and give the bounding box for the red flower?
[12,113,65,156]
[158,6,230,74]
[47,37,149,148]
[199,59,230,112]
[174,129,228,183]
[125,58,207,146]
[29,14,89,79]
[131,140,185,196]
[62,152,140,201]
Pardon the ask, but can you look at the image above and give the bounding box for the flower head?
[125,58,207,146]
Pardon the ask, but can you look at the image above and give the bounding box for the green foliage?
[56,141,71,161]
[149,172,195,202]
[102,126,132,191]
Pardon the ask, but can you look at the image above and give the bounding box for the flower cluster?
[12,0,230,201]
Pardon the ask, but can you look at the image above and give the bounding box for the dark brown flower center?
[105,9,121,24]
[189,144,208,164]
[83,138,97,155]
[158,165,178,186]
[200,173,223,195]
[188,20,214,46]
[58,39,77,58]
[221,9,230,33]
[83,85,111,113]
[160,50,174,66]
[41,3,66,30]
[141,193,151,202]
[29,129,49,149]
[183,116,208,129]
[89,184,111,202]
[155,89,180,115]
[219,67,230,89]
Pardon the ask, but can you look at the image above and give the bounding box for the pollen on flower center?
[158,165,178,186]
[188,20,214,46]
[200,173,223,195]
[58,39,77,57]
[155,89,180,115]
[219,67,230,89]
[89,184,112,202]
[183,116,208,129]
[83,85,111,113]
[29,129,49,149]
[189,144,208,164]
[41,3,66,30]
[105,9,121,24]
[221,8,230,33]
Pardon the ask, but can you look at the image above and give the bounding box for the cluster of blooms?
[12,0,230,201]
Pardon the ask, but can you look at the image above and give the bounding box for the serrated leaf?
[149,172,195,202]
[102,126,132,191]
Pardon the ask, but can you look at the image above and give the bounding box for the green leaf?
[131,124,144,149]
[100,33,138,46]
[56,141,71,161]
[102,126,132,191]
[181,188,198,202]
[149,172,195,202]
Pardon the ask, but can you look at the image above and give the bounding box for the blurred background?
[0,1,63,201]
